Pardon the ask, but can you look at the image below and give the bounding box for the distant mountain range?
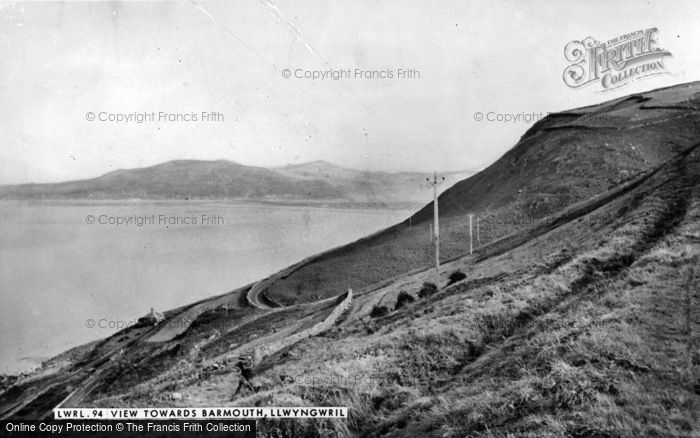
[0,160,474,206]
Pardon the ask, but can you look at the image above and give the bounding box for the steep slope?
[425,88,699,220]
[241,138,700,437]
[263,82,700,305]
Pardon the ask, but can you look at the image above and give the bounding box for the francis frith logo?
[563,28,672,92]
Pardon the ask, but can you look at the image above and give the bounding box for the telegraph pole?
[427,172,445,290]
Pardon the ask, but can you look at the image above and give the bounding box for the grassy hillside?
[264,82,700,305]
[231,140,700,437]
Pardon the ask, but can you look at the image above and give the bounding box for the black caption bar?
[1,420,256,437]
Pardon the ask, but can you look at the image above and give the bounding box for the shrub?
[417,282,438,299]
[448,270,467,285]
[394,291,416,310]
[370,305,389,318]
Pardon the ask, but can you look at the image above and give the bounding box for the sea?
[0,200,413,374]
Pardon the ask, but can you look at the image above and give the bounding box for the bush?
[417,282,438,299]
[370,305,389,318]
[448,270,467,285]
[394,291,416,310]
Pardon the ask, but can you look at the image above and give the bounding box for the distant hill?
[0,160,473,206]
[275,160,472,205]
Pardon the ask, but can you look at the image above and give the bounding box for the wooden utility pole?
[427,172,445,290]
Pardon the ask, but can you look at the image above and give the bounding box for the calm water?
[0,201,413,373]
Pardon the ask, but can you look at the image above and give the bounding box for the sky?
[1,0,699,184]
